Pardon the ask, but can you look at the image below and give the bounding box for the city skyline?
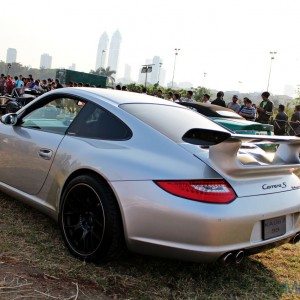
[1,0,300,96]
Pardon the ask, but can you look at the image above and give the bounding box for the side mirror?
[1,113,18,125]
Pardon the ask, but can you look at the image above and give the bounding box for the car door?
[0,95,85,195]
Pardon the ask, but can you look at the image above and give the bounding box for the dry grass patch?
[0,192,299,299]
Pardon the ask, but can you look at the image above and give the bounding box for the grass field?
[0,192,299,299]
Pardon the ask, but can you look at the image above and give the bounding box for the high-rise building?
[124,64,131,82]
[40,53,52,69]
[150,56,162,84]
[107,30,122,75]
[159,68,166,86]
[95,32,109,71]
[68,63,76,71]
[6,48,17,63]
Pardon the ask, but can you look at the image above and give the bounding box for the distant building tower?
[124,64,132,83]
[150,56,161,84]
[6,48,17,63]
[68,63,76,71]
[95,32,109,71]
[107,30,122,75]
[40,53,52,69]
[159,68,166,86]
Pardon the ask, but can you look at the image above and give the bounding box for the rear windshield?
[120,103,228,142]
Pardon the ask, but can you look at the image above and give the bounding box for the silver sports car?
[0,88,299,265]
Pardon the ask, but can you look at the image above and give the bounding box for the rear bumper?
[111,181,300,262]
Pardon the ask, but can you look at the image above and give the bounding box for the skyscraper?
[40,53,52,69]
[150,56,162,84]
[107,30,122,75]
[159,68,166,86]
[6,48,17,63]
[124,64,132,83]
[68,63,76,71]
[95,32,109,71]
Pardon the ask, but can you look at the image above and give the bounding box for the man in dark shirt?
[274,104,288,135]
[211,91,226,107]
[256,91,274,124]
[289,105,300,136]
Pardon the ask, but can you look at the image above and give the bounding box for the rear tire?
[59,175,124,263]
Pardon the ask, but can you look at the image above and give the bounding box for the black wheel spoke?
[62,183,105,256]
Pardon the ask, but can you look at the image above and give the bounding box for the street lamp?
[267,51,277,91]
[100,49,106,70]
[141,64,154,88]
[157,62,163,85]
[203,72,207,87]
[171,48,180,89]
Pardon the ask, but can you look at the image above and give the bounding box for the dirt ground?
[0,254,109,299]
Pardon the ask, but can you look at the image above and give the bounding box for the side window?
[21,97,85,135]
[68,102,132,140]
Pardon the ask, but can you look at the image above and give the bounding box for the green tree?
[192,86,211,102]
[90,67,116,85]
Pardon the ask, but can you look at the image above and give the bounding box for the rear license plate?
[262,216,286,240]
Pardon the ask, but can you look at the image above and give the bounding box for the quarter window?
[68,102,132,140]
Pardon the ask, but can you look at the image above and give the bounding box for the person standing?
[202,94,211,104]
[14,75,24,95]
[181,90,195,103]
[274,104,288,135]
[239,98,256,121]
[227,95,241,113]
[211,91,226,107]
[289,105,300,136]
[0,74,5,95]
[256,91,274,124]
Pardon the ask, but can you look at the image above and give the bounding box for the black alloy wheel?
[59,175,124,263]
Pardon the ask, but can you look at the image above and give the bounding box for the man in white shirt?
[202,94,211,104]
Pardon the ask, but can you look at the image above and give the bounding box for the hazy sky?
[1,0,300,95]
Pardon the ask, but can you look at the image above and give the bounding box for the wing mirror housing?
[1,113,18,125]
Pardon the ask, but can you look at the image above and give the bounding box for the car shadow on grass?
[0,192,291,299]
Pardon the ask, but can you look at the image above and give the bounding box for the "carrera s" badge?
[262,182,287,190]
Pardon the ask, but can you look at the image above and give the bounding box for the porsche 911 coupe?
[0,88,299,265]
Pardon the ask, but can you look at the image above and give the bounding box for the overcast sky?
[1,0,300,95]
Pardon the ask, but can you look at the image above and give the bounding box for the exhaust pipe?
[221,252,234,266]
[235,250,245,264]
[291,233,300,244]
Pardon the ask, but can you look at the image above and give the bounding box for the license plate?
[262,216,286,240]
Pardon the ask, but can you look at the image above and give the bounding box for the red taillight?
[154,179,236,204]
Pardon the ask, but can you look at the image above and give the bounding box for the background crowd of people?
[1,73,300,136]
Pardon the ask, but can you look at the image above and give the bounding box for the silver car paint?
[0,88,299,262]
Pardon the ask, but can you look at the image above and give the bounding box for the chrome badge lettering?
[262,182,287,190]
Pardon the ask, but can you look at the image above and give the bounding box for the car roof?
[50,87,177,107]
[179,102,243,119]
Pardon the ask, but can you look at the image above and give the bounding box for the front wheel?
[59,175,124,263]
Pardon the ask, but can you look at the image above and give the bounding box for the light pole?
[267,51,277,91]
[141,64,154,88]
[203,72,207,87]
[100,49,106,70]
[158,62,163,85]
[171,48,180,89]
[7,63,12,76]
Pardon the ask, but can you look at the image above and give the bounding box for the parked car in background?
[179,102,274,135]
[0,88,299,265]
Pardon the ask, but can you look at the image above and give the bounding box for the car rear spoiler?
[182,129,300,178]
